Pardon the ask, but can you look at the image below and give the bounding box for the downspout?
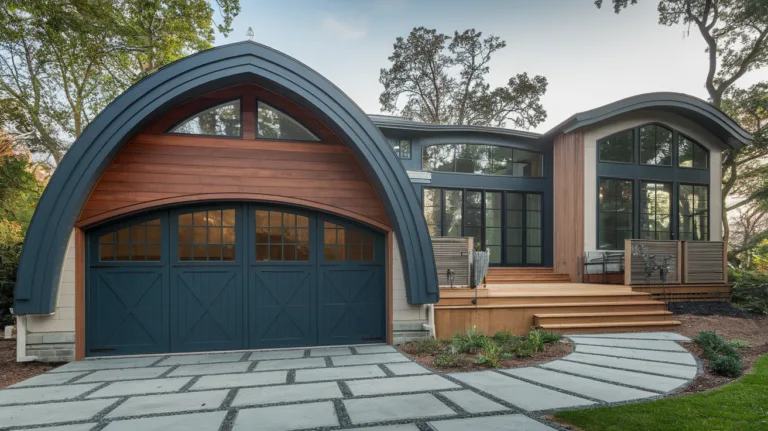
[423,304,436,339]
[14,313,38,362]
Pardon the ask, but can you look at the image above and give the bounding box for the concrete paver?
[541,360,688,392]
[248,349,306,360]
[295,365,385,382]
[168,361,250,376]
[572,332,691,341]
[51,356,159,372]
[232,401,338,431]
[10,371,89,387]
[106,390,228,418]
[384,362,430,375]
[0,383,101,405]
[346,374,458,396]
[253,357,326,371]
[503,367,657,402]
[428,414,557,431]
[191,370,287,390]
[439,390,508,413]
[563,352,697,379]
[570,337,688,352]
[344,393,456,424]
[155,352,246,366]
[332,352,409,366]
[346,426,420,431]
[310,347,352,356]
[87,377,191,398]
[76,367,172,383]
[233,381,342,406]
[0,399,117,428]
[575,344,697,365]
[101,411,227,431]
[355,345,397,354]
[28,425,98,431]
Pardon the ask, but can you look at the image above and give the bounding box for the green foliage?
[514,340,536,358]
[408,338,442,355]
[450,325,489,354]
[730,268,768,314]
[729,339,753,349]
[711,355,746,378]
[379,27,547,129]
[434,352,471,368]
[491,330,518,344]
[694,331,745,377]
[475,337,501,368]
[541,331,563,344]
[0,219,23,325]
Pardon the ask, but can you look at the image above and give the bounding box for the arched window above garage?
[257,101,320,141]
[169,99,242,137]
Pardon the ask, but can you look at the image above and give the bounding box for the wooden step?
[486,276,572,283]
[437,294,653,306]
[537,320,682,334]
[534,311,673,325]
[488,267,556,273]
[436,300,667,313]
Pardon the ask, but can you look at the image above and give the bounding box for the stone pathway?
[0,332,697,431]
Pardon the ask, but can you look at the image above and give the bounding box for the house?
[12,42,750,362]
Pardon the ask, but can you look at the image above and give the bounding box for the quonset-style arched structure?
[14,41,438,320]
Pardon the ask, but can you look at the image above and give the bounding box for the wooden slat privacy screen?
[683,241,727,284]
[624,239,682,285]
[432,237,472,287]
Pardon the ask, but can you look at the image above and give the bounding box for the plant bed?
[0,339,63,388]
[397,327,572,372]
[668,301,763,319]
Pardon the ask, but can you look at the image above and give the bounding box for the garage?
[86,203,386,356]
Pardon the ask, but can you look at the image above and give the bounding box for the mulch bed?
[0,339,62,389]
[397,339,573,373]
[669,301,763,319]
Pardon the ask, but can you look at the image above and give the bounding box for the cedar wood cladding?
[78,84,390,229]
[552,131,584,281]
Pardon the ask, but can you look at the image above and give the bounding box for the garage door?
[86,203,385,356]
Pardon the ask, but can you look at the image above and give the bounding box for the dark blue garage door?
[86,203,385,356]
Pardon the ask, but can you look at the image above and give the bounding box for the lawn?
[553,354,768,431]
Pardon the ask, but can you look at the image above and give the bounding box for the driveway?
[0,332,697,431]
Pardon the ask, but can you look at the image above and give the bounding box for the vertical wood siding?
[552,131,585,281]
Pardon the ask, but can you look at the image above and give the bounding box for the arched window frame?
[165,98,243,139]
[420,143,544,178]
[255,99,320,142]
[677,132,710,170]
[596,122,709,169]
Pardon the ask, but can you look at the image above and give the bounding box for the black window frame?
[677,133,709,170]
[678,183,710,241]
[421,143,544,179]
[394,139,412,159]
[165,98,244,139]
[638,123,673,167]
[597,177,634,250]
[255,99,321,143]
[598,129,635,164]
[638,180,673,240]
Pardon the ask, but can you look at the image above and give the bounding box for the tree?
[595,0,768,243]
[0,0,240,164]
[729,202,768,268]
[379,27,548,129]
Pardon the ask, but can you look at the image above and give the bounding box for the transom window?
[323,222,374,261]
[598,129,633,163]
[598,124,708,169]
[170,100,241,137]
[99,219,162,261]
[678,135,708,169]
[679,184,709,240]
[639,181,672,240]
[257,101,319,141]
[639,124,672,166]
[255,210,310,261]
[422,144,543,178]
[177,209,236,261]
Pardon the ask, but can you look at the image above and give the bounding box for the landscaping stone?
[355,345,397,354]
[332,352,409,366]
[439,390,508,413]
[10,371,88,387]
[101,411,227,431]
[576,344,697,366]
[51,356,159,372]
[571,332,691,342]
[76,367,172,383]
[504,367,657,402]
[0,399,117,428]
[232,381,342,406]
[248,349,306,360]
[155,352,246,366]
[541,360,688,392]
[384,362,430,375]
[569,337,687,352]
[309,347,352,356]
[106,390,228,418]
[563,352,697,379]
[294,365,385,382]
[451,371,594,411]
[346,374,458,396]
[232,401,338,431]
[344,393,456,424]
[87,377,191,398]
[168,361,250,376]
[191,371,287,390]
[253,357,326,371]
[428,414,557,431]
[0,383,101,405]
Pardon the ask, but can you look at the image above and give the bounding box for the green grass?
[554,355,768,431]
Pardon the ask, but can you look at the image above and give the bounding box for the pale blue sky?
[213,0,768,133]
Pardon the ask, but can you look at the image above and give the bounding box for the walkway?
[0,332,697,431]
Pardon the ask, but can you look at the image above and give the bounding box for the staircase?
[484,267,572,284]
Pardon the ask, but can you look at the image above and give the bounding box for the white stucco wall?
[583,110,725,251]
[391,238,427,324]
[26,230,76,333]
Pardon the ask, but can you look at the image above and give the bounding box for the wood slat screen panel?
[683,241,727,284]
[432,237,472,287]
[625,239,681,285]
[552,131,585,281]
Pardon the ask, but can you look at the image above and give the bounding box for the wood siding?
[682,241,727,284]
[77,85,389,229]
[624,239,682,285]
[552,131,585,281]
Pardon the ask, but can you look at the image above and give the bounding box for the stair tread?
[435,300,667,310]
[534,311,672,318]
[538,320,681,329]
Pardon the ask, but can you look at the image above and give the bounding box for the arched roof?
[14,41,439,314]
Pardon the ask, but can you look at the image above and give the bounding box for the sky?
[213,0,768,133]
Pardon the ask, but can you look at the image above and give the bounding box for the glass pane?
[171,100,241,137]
[297,245,310,261]
[283,245,296,261]
[527,247,542,264]
[222,244,236,261]
[208,245,222,261]
[512,149,543,177]
[598,178,633,249]
[507,193,523,210]
[506,246,523,265]
[147,244,161,261]
[270,245,282,261]
[99,232,115,243]
[193,245,207,261]
[99,244,114,261]
[193,227,206,243]
[362,245,374,261]
[639,125,672,165]
[487,246,501,264]
[257,101,319,141]
[193,211,206,226]
[178,245,193,261]
[147,225,161,243]
[116,227,130,243]
[256,245,268,261]
[116,244,130,261]
[208,227,222,244]
[255,210,269,227]
[130,224,146,242]
[599,129,633,163]
[422,145,455,172]
[178,213,192,226]
[223,209,236,227]
[131,244,145,261]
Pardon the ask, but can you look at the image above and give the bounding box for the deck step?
[537,320,682,334]
[534,310,673,325]
[435,300,668,314]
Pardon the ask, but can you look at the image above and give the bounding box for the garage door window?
[255,210,310,261]
[324,222,374,261]
[99,219,162,261]
[177,209,236,261]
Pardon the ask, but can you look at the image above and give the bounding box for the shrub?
[710,354,744,377]
[408,338,442,355]
[475,337,501,368]
[435,352,472,368]
[0,220,23,327]
[694,330,744,377]
[730,269,768,315]
[728,339,752,349]
[541,331,563,344]
[515,340,536,358]
[451,326,489,354]
[527,329,546,352]
[492,330,518,344]
[693,331,729,356]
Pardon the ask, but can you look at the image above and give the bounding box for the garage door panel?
[318,267,385,345]
[249,268,315,348]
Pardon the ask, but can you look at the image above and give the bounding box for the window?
[598,129,633,163]
[323,222,374,261]
[598,178,633,250]
[257,101,319,141]
[639,124,672,165]
[678,135,708,169]
[639,181,672,240]
[422,144,542,177]
[679,184,708,240]
[464,191,483,247]
[485,192,502,264]
[255,210,310,261]
[423,188,442,237]
[393,139,411,159]
[443,189,463,237]
[526,194,542,264]
[170,100,241,137]
[177,209,236,261]
[99,219,162,262]
[506,193,524,265]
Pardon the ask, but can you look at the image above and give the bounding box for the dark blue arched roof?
[14,41,439,314]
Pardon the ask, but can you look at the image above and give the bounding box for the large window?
[639,181,672,240]
[639,124,672,166]
[170,100,241,137]
[678,135,708,169]
[422,144,542,177]
[679,184,709,240]
[598,129,633,163]
[598,178,633,250]
[257,101,319,141]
